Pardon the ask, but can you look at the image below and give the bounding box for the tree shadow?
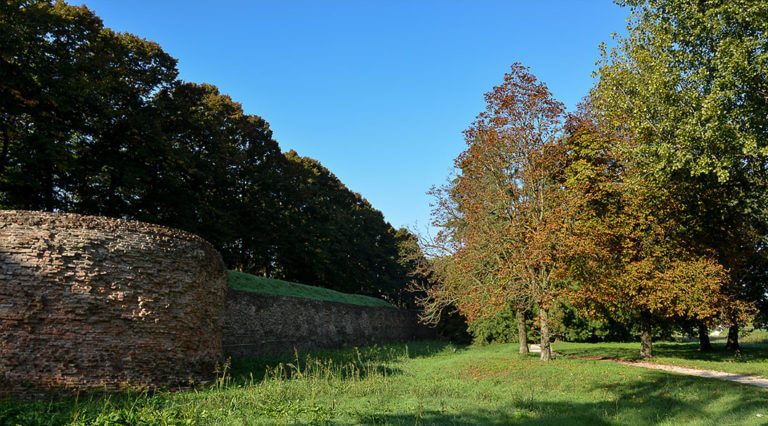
[351,370,768,425]
[554,344,640,360]
[652,342,768,363]
[556,341,768,365]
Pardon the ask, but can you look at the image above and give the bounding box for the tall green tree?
[593,0,768,349]
[563,105,736,358]
[145,83,285,272]
[0,0,177,211]
[275,151,408,302]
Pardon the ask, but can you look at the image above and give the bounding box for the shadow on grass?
[351,371,767,425]
[230,339,463,382]
[557,341,768,364]
[653,342,768,363]
[554,344,640,360]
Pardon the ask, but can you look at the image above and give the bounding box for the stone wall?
[0,210,227,398]
[223,289,434,357]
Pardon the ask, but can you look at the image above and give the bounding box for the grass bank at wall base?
[226,270,394,308]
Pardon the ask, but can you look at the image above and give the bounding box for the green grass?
[227,270,394,308]
[554,339,768,378]
[3,341,767,425]
[741,329,768,344]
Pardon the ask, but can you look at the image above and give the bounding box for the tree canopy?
[428,64,572,360]
[5,0,768,349]
[424,0,768,358]
[592,0,768,350]
[0,0,415,305]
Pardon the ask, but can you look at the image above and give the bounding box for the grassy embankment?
[227,270,394,308]
[554,333,768,378]
[3,341,767,425]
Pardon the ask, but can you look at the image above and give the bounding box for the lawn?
[553,339,768,378]
[227,270,394,308]
[3,341,767,425]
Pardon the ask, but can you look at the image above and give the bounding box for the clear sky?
[78,0,629,233]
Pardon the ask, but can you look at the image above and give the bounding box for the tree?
[399,232,473,343]
[0,0,421,304]
[274,151,409,302]
[592,0,768,350]
[0,0,177,211]
[563,105,738,358]
[428,64,569,360]
[146,82,285,273]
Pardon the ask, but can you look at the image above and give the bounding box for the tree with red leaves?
[429,64,570,361]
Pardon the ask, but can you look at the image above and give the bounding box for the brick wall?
[223,289,435,357]
[0,210,227,398]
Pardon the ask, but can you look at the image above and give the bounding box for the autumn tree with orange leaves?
[562,105,744,358]
[425,65,745,361]
[429,64,571,361]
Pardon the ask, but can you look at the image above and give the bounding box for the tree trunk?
[639,311,653,359]
[516,309,529,354]
[725,324,740,350]
[697,321,712,352]
[539,307,552,361]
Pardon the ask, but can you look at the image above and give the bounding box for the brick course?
[223,289,435,357]
[0,210,227,398]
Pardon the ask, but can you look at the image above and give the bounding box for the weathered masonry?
[0,210,227,398]
[223,289,433,357]
[1,210,434,399]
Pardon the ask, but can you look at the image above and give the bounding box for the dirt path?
[529,344,768,389]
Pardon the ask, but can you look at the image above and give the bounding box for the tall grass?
[3,341,767,425]
[741,329,768,344]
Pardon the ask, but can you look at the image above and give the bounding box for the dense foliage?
[426,64,571,360]
[590,0,768,351]
[423,0,768,359]
[563,105,737,358]
[0,0,419,304]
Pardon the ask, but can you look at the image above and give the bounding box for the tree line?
[419,0,768,359]
[0,0,419,306]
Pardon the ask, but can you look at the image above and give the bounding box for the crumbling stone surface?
[223,289,435,357]
[0,210,227,398]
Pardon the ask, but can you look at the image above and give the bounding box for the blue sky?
[79,1,629,233]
